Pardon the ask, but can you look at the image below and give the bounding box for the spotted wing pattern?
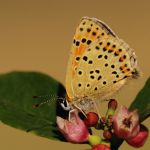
[66,17,116,100]
[71,37,138,101]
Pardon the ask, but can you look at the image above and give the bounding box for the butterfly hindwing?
[71,37,138,100]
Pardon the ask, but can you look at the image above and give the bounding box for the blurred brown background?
[0,0,149,150]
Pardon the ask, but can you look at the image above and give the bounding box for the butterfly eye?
[60,99,71,111]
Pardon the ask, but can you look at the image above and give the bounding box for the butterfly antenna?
[33,94,65,108]
[93,101,101,119]
[33,94,53,99]
[33,99,52,108]
[33,94,56,108]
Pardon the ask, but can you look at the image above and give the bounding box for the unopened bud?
[108,99,118,110]
[103,130,112,140]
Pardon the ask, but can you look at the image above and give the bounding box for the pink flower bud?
[92,144,110,150]
[126,124,149,148]
[113,106,140,140]
[56,109,89,143]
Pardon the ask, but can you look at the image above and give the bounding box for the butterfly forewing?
[66,17,116,100]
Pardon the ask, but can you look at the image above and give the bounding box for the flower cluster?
[56,99,149,150]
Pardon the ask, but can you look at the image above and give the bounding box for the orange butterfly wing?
[66,17,116,100]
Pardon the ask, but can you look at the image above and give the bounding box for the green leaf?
[0,71,66,141]
[129,77,150,122]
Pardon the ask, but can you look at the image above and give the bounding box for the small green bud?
[106,108,115,118]
[88,135,102,146]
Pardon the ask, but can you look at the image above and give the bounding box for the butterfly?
[64,17,139,113]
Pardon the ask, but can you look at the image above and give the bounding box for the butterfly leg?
[68,104,87,121]
[93,100,101,119]
[68,102,101,121]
